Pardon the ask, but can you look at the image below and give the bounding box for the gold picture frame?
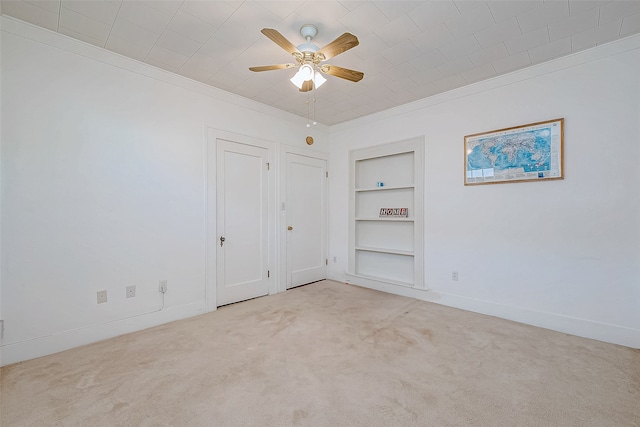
[464,118,564,186]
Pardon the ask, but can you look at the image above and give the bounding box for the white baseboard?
[345,274,640,349]
[1,302,206,367]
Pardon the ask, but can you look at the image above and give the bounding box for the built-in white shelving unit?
[348,137,424,289]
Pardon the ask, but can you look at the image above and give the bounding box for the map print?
[465,120,562,185]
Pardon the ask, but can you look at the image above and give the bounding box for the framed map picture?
[464,118,564,186]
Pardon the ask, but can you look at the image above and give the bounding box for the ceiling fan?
[249,24,364,92]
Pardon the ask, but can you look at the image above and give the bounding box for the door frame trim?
[205,128,277,312]
[278,145,329,294]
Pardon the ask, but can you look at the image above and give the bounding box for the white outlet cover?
[126,286,136,298]
[97,290,108,304]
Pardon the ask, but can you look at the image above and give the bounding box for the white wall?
[0,7,4,367]
[0,17,329,365]
[328,35,640,348]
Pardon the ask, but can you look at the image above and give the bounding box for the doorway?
[207,129,275,309]
[284,152,328,289]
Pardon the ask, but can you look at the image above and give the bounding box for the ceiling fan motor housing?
[297,24,319,53]
[300,24,318,40]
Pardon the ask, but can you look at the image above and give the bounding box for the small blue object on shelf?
[377,182,384,187]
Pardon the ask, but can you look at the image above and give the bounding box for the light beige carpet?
[1,280,638,426]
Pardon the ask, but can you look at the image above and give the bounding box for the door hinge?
[267,270,270,278]
[326,258,328,266]
[326,171,328,178]
[0,319,4,339]
[266,162,270,170]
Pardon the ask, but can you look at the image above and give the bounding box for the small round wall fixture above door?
[306,136,314,145]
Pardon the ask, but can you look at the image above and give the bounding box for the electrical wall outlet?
[126,285,136,298]
[159,280,167,293]
[452,271,459,281]
[97,290,108,304]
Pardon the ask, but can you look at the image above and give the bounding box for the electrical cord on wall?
[159,288,165,311]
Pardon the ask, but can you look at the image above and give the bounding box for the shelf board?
[355,246,414,256]
[355,185,414,192]
[355,217,414,222]
[348,273,414,288]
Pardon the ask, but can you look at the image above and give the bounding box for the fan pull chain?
[312,97,317,126]
[311,68,317,126]
[304,69,318,128]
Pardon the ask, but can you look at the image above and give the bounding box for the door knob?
[287,226,293,231]
[220,236,226,247]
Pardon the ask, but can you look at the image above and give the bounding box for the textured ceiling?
[3,0,640,125]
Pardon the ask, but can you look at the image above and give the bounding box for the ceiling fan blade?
[261,28,299,55]
[322,65,364,82]
[249,64,295,72]
[317,33,359,60]
[299,80,313,92]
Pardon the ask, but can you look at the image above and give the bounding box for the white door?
[217,139,270,306]
[286,153,327,289]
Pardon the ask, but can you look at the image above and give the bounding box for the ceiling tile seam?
[158,31,200,68]
[460,64,497,85]
[58,25,103,48]
[206,2,281,75]
[56,0,61,32]
[59,2,118,29]
[594,6,626,39]
[403,8,424,39]
[514,9,525,40]
[525,48,533,68]
[177,3,237,52]
[173,34,230,77]
[236,1,287,59]
[141,28,176,66]
[518,25,554,60]
[370,3,388,22]
[444,3,498,43]
[139,31,164,64]
[104,1,124,51]
[569,28,579,53]
[452,2,465,16]
[468,41,506,67]
[142,2,186,64]
[178,7,219,29]
[608,20,624,44]
[59,3,114,49]
[144,0,186,15]
[23,0,62,32]
[570,19,624,51]
[166,12,216,46]
[617,18,623,38]
[471,33,484,62]
[478,0,502,52]
[486,1,498,26]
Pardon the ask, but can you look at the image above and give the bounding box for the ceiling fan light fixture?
[290,64,314,89]
[314,71,326,89]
